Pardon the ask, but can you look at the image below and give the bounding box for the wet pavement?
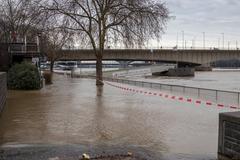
[0,74,231,159]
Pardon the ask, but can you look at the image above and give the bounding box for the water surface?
[136,70,240,92]
[0,74,233,159]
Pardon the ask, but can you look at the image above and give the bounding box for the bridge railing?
[65,46,240,51]
[103,77,240,107]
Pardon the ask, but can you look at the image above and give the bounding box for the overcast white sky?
[157,0,240,49]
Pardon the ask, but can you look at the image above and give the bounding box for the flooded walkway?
[0,74,230,159]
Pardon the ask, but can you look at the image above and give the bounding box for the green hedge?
[8,62,41,90]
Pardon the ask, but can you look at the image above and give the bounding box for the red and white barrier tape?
[105,81,240,110]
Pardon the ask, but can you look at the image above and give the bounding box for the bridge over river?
[59,48,240,65]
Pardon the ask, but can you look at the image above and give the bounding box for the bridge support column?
[117,61,131,68]
[195,63,213,71]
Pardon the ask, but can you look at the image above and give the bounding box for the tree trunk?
[50,60,54,73]
[96,53,104,86]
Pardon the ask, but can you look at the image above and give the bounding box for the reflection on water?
[97,86,103,97]
[0,74,230,159]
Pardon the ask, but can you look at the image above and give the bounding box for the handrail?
[103,77,240,94]
[62,47,240,51]
[70,70,240,105]
[103,77,240,105]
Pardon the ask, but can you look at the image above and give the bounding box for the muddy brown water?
[0,74,231,159]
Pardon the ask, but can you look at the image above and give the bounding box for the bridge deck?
[58,49,240,65]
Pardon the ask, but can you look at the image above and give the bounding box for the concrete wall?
[0,72,7,113]
[0,43,10,71]
[218,112,240,159]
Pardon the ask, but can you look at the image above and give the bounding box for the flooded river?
[0,72,236,159]
[137,70,240,92]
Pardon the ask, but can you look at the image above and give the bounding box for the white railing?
[103,77,240,107]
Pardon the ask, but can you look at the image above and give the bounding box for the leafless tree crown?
[0,0,44,42]
[42,0,170,49]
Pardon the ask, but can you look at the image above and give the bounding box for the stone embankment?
[0,72,7,113]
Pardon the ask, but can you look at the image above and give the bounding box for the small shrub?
[8,62,41,90]
[43,71,52,85]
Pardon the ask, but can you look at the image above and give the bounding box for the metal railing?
[64,46,240,51]
[103,77,240,106]
[8,43,39,55]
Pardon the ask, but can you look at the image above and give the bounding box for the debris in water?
[127,152,133,156]
[82,153,90,160]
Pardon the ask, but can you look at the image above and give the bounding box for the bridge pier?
[117,61,131,68]
[195,63,213,71]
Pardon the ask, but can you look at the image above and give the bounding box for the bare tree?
[42,0,170,85]
[0,0,44,42]
[40,28,74,72]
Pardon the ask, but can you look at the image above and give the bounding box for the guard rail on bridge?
[68,46,240,51]
[103,77,240,107]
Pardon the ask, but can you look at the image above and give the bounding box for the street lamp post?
[192,37,196,49]
[182,31,185,49]
[37,32,42,53]
[151,49,154,64]
[203,32,205,49]
[176,32,179,48]
[222,33,225,49]
[173,47,178,68]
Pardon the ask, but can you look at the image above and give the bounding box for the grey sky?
[158,0,240,49]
